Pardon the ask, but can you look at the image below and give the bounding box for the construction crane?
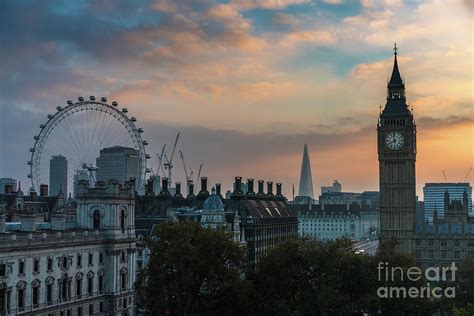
[179,150,194,186]
[164,132,180,184]
[196,164,203,182]
[156,145,167,176]
[464,167,472,182]
[442,170,447,182]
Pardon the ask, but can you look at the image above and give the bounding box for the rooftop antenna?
[442,170,447,182]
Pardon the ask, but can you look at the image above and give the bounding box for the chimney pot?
[247,179,254,194]
[267,181,274,196]
[257,180,265,195]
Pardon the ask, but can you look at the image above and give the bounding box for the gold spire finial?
[393,43,398,56]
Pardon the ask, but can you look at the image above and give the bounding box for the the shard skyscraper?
[298,144,314,199]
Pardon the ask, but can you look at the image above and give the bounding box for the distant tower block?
[50,155,68,196]
[298,144,314,199]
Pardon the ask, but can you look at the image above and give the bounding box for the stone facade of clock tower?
[377,46,417,253]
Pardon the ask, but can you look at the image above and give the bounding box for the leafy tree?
[451,257,474,312]
[371,238,436,315]
[136,221,253,315]
[250,237,375,315]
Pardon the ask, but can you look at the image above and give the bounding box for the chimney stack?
[175,182,183,199]
[257,180,265,196]
[160,177,170,196]
[276,183,282,196]
[234,177,243,194]
[40,184,48,197]
[198,177,209,196]
[247,178,255,195]
[187,182,195,199]
[146,179,154,195]
[267,181,274,196]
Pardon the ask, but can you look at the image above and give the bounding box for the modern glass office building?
[423,183,472,222]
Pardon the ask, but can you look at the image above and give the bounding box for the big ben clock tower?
[378,44,416,253]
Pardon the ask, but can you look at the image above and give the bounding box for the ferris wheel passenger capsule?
[40,124,45,129]
[29,148,35,152]
[146,168,151,173]
[89,96,96,101]
[101,97,107,102]
[145,154,151,159]
[47,114,53,119]
[143,141,148,145]
[56,106,63,111]
[33,136,39,140]
[112,101,118,107]
[137,128,143,133]
[131,117,137,122]
[27,174,32,178]
[67,100,73,105]
[122,108,128,113]
[78,96,84,102]
[27,161,32,165]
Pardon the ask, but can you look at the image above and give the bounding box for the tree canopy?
[136,222,473,315]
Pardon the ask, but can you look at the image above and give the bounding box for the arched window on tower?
[120,210,126,232]
[93,210,101,229]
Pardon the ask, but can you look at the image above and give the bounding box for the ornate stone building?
[377,46,474,267]
[0,179,136,315]
[377,45,417,253]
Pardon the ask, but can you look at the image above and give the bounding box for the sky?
[0,0,473,198]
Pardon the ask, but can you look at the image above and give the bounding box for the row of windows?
[415,239,474,247]
[10,274,107,311]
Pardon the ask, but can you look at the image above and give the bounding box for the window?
[18,289,24,309]
[121,271,127,290]
[93,210,100,229]
[67,309,72,316]
[454,240,461,247]
[0,263,6,277]
[47,284,53,304]
[98,275,104,293]
[19,260,25,274]
[99,252,104,264]
[100,302,104,312]
[121,251,126,263]
[120,210,126,232]
[89,304,94,315]
[32,286,39,306]
[62,257,68,269]
[33,258,39,273]
[47,258,53,271]
[77,254,82,268]
[88,253,93,266]
[87,277,93,295]
[441,240,447,247]
[76,279,82,298]
[123,298,127,308]
[77,306,82,316]
[428,240,434,247]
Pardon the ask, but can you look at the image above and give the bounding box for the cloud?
[231,0,311,10]
[280,30,336,45]
[322,0,343,4]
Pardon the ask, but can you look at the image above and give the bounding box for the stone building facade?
[297,204,379,241]
[0,179,136,315]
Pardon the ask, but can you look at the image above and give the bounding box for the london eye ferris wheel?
[28,96,151,196]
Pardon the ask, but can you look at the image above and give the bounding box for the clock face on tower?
[385,131,404,150]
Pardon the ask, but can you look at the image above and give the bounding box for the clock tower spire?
[377,44,417,253]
